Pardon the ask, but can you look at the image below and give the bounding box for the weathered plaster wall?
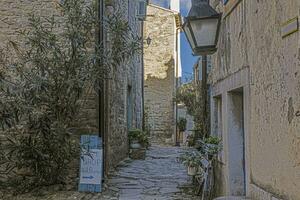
[211,0,300,199]
[143,4,176,144]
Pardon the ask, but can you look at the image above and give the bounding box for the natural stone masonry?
[107,146,197,200]
[3,146,198,200]
[0,0,99,189]
[105,0,144,172]
[144,4,178,145]
[0,0,144,181]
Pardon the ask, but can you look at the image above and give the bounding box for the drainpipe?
[141,21,145,131]
[202,55,208,138]
[97,0,106,179]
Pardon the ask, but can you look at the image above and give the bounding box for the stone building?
[143,2,182,144]
[0,0,145,185]
[209,0,300,199]
[102,0,145,175]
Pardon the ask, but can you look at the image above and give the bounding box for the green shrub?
[186,133,196,147]
[128,129,149,148]
[204,136,221,145]
[197,136,222,159]
[179,151,203,167]
[0,0,140,192]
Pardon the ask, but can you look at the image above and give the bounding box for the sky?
[149,0,197,82]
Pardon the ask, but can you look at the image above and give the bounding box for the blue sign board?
[78,135,103,192]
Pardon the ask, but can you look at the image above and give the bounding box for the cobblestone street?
[6,146,197,200]
[107,146,197,200]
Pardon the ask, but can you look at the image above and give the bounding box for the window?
[127,86,133,130]
[136,0,147,21]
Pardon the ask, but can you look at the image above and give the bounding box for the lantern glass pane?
[183,23,196,49]
[190,18,219,47]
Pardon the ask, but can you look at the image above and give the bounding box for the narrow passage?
[106,146,198,200]
[8,146,198,200]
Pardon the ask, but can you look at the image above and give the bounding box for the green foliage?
[174,83,197,116]
[128,129,149,148]
[197,136,222,159]
[0,0,141,192]
[179,151,203,168]
[177,117,187,132]
[204,136,221,145]
[175,82,209,139]
[103,6,141,71]
[186,133,196,147]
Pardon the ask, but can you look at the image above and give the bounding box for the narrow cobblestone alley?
[7,146,198,200]
[106,146,197,200]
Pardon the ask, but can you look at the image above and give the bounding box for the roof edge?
[148,3,179,14]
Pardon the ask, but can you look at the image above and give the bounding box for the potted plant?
[128,129,149,160]
[179,151,203,176]
[197,136,222,160]
[186,133,196,147]
[176,117,187,146]
[128,129,149,149]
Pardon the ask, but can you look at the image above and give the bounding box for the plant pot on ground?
[128,129,149,149]
[128,129,149,160]
[188,166,197,176]
[179,151,203,176]
[130,139,142,149]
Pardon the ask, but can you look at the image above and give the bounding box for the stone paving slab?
[2,146,198,200]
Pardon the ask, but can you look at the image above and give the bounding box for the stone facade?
[0,0,144,188]
[104,0,144,172]
[209,0,300,199]
[0,0,100,130]
[143,4,180,144]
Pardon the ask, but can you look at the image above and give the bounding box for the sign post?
[79,135,103,192]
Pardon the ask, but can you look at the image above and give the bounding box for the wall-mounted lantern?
[182,0,222,55]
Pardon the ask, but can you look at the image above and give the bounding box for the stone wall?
[0,0,99,132]
[0,0,144,189]
[143,4,177,144]
[210,0,300,199]
[104,0,144,170]
[0,0,58,47]
[0,0,94,190]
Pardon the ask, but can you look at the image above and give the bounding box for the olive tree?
[0,0,140,192]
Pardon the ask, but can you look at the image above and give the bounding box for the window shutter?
[136,0,147,21]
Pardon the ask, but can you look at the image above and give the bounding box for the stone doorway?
[227,88,246,196]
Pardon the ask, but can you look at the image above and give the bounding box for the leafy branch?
[0,0,141,192]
